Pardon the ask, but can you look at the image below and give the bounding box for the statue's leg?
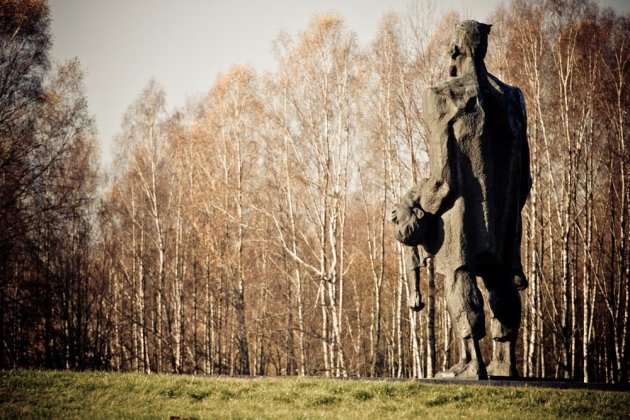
[436,268,487,379]
[482,269,521,377]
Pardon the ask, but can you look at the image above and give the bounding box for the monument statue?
[391,20,531,379]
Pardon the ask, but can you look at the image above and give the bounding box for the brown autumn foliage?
[0,0,628,383]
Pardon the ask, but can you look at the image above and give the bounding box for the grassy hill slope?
[1,370,628,419]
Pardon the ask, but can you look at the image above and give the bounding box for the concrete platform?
[410,377,630,392]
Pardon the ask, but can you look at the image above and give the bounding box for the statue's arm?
[517,88,532,209]
[420,88,457,216]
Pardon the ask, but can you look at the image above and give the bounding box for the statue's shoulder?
[488,73,526,116]
[423,86,446,119]
[425,76,478,108]
[488,73,517,92]
[428,76,475,98]
[424,78,473,121]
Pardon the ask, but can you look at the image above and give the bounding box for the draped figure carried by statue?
[390,20,531,379]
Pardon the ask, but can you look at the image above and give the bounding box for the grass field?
[1,370,629,419]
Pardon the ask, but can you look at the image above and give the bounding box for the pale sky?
[49,0,629,168]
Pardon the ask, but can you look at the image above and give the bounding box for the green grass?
[1,370,628,419]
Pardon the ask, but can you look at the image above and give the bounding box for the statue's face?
[448,22,490,78]
[449,43,462,77]
[449,38,471,77]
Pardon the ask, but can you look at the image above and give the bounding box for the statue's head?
[449,20,491,77]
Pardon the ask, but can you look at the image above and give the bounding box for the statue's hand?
[514,270,528,291]
[411,206,425,220]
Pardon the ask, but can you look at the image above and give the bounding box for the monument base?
[415,377,629,391]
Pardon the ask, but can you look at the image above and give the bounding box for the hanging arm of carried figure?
[389,180,431,312]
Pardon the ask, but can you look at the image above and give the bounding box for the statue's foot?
[486,360,518,378]
[435,360,487,380]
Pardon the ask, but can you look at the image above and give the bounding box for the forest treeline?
[0,0,628,383]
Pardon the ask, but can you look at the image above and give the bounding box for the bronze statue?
[391,20,531,379]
